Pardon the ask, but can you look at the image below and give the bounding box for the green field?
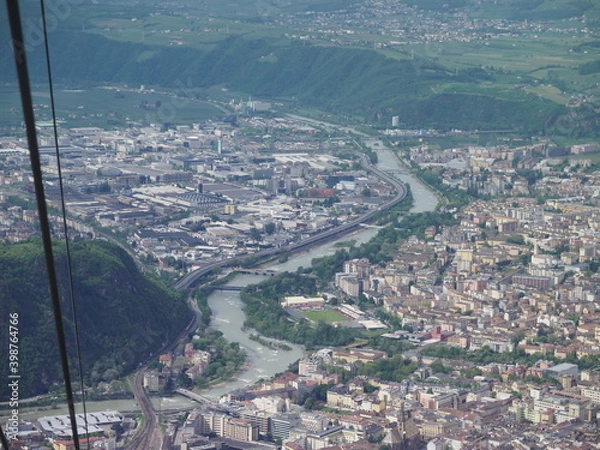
[302,309,349,323]
[3,0,599,135]
[385,34,599,104]
[0,86,225,128]
[87,14,293,49]
[570,151,600,164]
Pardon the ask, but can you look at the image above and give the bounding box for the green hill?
[0,31,564,133]
[0,239,190,398]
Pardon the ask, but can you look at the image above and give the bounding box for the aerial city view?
[2,0,600,449]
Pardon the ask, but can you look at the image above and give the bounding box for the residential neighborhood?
[3,112,600,449]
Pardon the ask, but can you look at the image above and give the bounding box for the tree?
[304,396,316,410]
[264,222,276,235]
[98,182,111,193]
[249,228,261,241]
[506,235,525,245]
[177,371,194,388]
[111,423,125,439]
[148,360,164,371]
[512,330,526,346]
[364,381,377,393]
[430,361,450,374]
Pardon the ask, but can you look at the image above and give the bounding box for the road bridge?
[174,153,408,291]
[213,285,243,291]
[386,169,410,176]
[175,388,218,407]
[236,268,278,276]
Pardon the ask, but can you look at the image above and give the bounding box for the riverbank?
[198,139,439,399]
[202,280,305,400]
[249,333,293,351]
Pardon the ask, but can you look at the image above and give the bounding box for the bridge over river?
[213,268,279,290]
[174,154,408,291]
[214,285,243,291]
[236,268,278,276]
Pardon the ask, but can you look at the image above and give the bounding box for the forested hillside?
[0,30,564,133]
[0,239,190,398]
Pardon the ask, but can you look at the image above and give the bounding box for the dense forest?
[0,239,190,398]
[0,29,565,133]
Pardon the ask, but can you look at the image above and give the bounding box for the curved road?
[125,149,407,448]
[174,154,407,290]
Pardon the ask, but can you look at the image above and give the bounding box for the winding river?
[0,141,439,418]
[202,142,438,400]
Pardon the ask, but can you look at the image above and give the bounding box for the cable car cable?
[5,0,81,448]
[0,424,9,450]
[38,0,91,444]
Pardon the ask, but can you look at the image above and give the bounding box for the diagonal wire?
[4,0,81,448]
[0,424,9,450]
[38,0,91,446]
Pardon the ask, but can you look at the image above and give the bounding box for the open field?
[87,14,292,49]
[3,0,598,135]
[302,309,349,323]
[0,86,224,128]
[570,151,600,164]
[386,35,599,104]
[523,84,571,104]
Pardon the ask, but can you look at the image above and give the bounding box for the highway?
[125,151,408,448]
[174,154,407,290]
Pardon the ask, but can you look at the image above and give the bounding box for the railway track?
[175,155,407,290]
[123,151,408,448]
[125,370,162,450]
[124,297,202,450]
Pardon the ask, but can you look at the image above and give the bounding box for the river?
[202,143,438,400]
[7,141,438,414]
[366,139,439,213]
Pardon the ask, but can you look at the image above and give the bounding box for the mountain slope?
[0,239,190,398]
[0,31,565,133]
